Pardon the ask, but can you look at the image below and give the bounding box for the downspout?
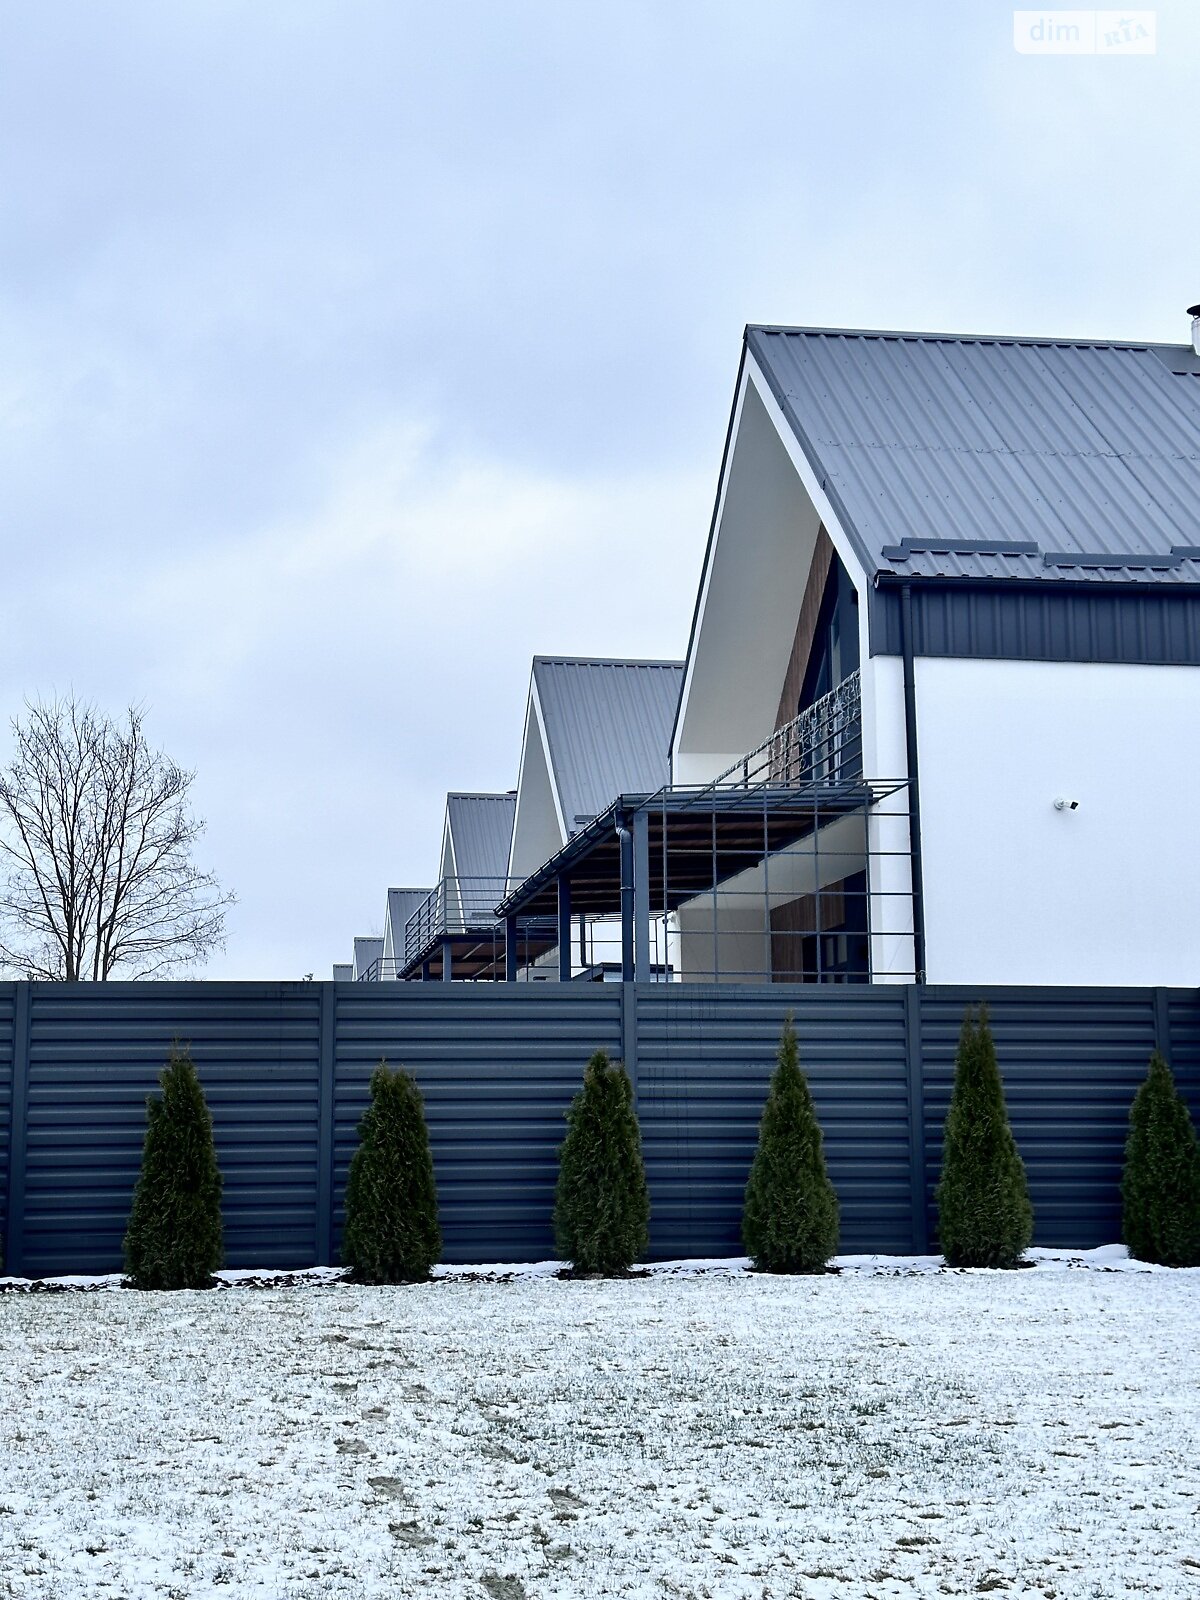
[616,818,634,984]
[898,583,927,983]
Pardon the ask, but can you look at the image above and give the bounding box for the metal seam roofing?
[445,792,516,888]
[384,888,432,952]
[351,936,383,980]
[746,325,1200,586]
[532,658,684,832]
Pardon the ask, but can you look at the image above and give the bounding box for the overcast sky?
[1,1,1196,978]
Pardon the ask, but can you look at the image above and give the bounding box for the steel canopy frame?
[391,920,557,983]
[494,781,903,922]
[494,773,911,984]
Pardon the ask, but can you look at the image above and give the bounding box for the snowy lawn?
[1,1249,1198,1599]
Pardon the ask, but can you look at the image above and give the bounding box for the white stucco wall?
[674,900,771,983]
[915,657,1200,987]
[670,815,870,982]
[861,654,917,982]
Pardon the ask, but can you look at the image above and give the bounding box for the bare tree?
[0,698,233,980]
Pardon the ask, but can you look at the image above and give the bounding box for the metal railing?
[361,955,406,982]
[713,669,862,791]
[404,876,517,967]
[356,876,558,981]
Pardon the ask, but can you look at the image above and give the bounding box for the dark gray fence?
[1,981,1196,1278]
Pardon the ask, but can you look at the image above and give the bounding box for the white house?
[671,319,1200,987]
[507,657,682,976]
[380,887,432,980]
[397,791,516,980]
[335,316,1200,990]
[351,935,384,983]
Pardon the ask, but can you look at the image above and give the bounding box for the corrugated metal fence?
[1,981,1196,1278]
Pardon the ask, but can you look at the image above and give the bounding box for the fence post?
[904,984,928,1254]
[315,983,335,1266]
[621,982,639,1113]
[4,982,32,1278]
[1152,988,1171,1062]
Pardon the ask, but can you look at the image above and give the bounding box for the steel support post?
[633,807,651,983]
[557,875,573,983]
[618,820,634,984]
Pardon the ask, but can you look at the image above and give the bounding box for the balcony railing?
[404,875,516,966]
[714,669,862,791]
[358,877,523,980]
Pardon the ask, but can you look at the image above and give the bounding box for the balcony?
[715,669,862,791]
[361,875,544,982]
[404,875,511,961]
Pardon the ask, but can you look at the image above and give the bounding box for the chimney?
[1189,304,1200,358]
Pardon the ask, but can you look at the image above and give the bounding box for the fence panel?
[0,984,14,1261]
[1,980,1197,1276]
[1166,991,1200,1118]
[635,984,913,1257]
[19,983,322,1277]
[919,987,1161,1249]
[333,984,623,1264]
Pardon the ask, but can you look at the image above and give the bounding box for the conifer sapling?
[935,1005,1033,1268]
[342,1060,441,1283]
[1122,1052,1200,1268]
[742,1014,839,1272]
[123,1044,224,1290]
[554,1049,649,1275]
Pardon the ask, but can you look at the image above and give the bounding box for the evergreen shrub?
[935,1005,1033,1268]
[554,1049,649,1275]
[1122,1052,1200,1267]
[124,1044,223,1290]
[742,1014,839,1272]
[342,1060,441,1283]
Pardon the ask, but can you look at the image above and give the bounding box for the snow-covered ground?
[1,1249,1197,1599]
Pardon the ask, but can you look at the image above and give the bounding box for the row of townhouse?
[337,309,1200,989]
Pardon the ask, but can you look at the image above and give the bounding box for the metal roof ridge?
[746,322,1192,354]
[532,654,685,669]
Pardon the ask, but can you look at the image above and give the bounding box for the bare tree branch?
[0,698,234,980]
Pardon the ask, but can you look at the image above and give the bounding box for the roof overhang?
[671,336,874,779]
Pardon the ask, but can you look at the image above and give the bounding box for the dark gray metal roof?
[445,792,516,884]
[351,936,383,981]
[533,657,684,830]
[385,888,431,944]
[747,325,1200,585]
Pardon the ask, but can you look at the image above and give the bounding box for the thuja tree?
[1122,1052,1200,1267]
[742,1015,839,1273]
[554,1050,649,1275]
[935,1005,1033,1268]
[343,1061,441,1283]
[124,1045,223,1290]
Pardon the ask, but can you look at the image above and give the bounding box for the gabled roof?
[352,935,383,981]
[747,324,1200,586]
[383,887,431,959]
[533,657,684,828]
[445,792,516,881]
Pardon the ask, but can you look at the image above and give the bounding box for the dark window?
[799,556,859,715]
